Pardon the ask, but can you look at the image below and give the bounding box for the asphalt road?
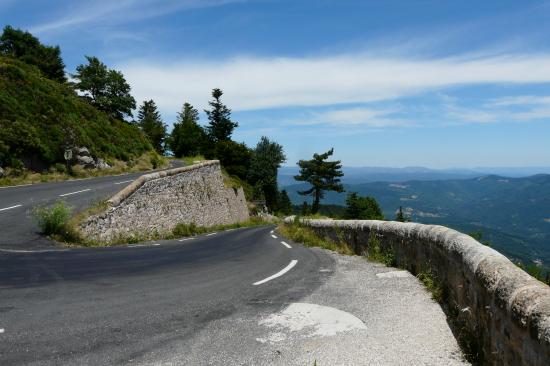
[0,225,333,365]
[0,163,182,250]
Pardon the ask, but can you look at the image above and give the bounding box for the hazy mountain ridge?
[284,173,550,266]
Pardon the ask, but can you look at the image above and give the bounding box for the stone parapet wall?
[289,218,550,365]
[81,160,249,241]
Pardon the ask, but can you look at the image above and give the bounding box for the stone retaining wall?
[290,218,550,365]
[81,160,249,241]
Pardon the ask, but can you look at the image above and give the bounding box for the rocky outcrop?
[81,160,249,242]
[289,218,550,365]
[70,147,111,169]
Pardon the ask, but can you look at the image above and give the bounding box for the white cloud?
[487,95,550,107]
[284,107,411,128]
[119,53,550,115]
[31,0,241,33]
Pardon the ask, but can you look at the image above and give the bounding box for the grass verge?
[277,220,353,255]
[0,152,168,187]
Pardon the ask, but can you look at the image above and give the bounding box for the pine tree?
[344,192,384,220]
[169,102,206,157]
[279,190,293,215]
[395,206,406,222]
[204,88,238,142]
[137,100,166,154]
[294,148,344,214]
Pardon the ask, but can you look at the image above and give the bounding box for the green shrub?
[367,233,396,266]
[53,163,66,173]
[278,221,353,255]
[33,201,71,236]
[172,222,207,237]
[416,267,444,303]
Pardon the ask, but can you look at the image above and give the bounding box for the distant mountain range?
[278,166,550,186]
[283,173,550,268]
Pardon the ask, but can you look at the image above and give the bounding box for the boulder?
[76,155,96,169]
[96,158,111,170]
[75,147,91,157]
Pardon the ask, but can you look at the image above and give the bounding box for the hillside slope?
[0,56,151,171]
[285,174,550,266]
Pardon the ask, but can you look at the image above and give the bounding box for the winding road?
[0,170,466,365]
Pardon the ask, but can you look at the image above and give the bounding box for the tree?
[344,192,384,220]
[248,136,286,211]
[169,102,206,157]
[395,206,408,222]
[204,88,238,142]
[279,190,293,215]
[301,201,310,216]
[0,26,66,82]
[206,140,252,180]
[73,56,136,120]
[294,148,344,214]
[137,100,166,154]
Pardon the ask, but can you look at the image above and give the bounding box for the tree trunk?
[312,189,321,214]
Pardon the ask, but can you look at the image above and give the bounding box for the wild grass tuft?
[416,266,444,303]
[277,221,353,255]
[366,233,396,266]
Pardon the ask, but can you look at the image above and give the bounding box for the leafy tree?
[169,102,206,157]
[0,26,66,82]
[294,148,344,214]
[248,136,286,211]
[206,140,252,180]
[137,100,166,154]
[204,88,238,142]
[468,230,492,247]
[344,192,384,220]
[73,56,136,120]
[395,206,408,222]
[279,190,293,215]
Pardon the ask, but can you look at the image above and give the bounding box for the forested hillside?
[0,56,151,171]
[285,174,550,266]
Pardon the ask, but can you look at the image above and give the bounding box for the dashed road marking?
[178,237,196,242]
[271,234,277,239]
[270,230,274,234]
[253,260,298,285]
[280,241,292,249]
[0,204,22,212]
[206,232,217,236]
[114,180,134,185]
[59,188,91,197]
[0,328,4,334]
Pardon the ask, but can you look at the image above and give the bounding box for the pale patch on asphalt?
[253,260,298,285]
[59,188,91,197]
[258,302,366,342]
[0,204,22,212]
[376,270,412,278]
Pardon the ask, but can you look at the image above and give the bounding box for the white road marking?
[59,188,91,197]
[0,204,22,212]
[225,228,236,232]
[152,243,160,246]
[0,328,4,334]
[270,230,274,234]
[178,237,196,242]
[206,232,217,236]
[114,180,134,185]
[253,260,298,286]
[280,241,292,249]
[127,244,145,248]
[0,248,68,253]
[271,234,277,239]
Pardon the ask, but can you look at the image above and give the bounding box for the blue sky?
[2,0,550,168]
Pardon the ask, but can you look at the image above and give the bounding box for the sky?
[1,0,550,168]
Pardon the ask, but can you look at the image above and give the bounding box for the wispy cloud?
[30,0,242,33]
[120,53,550,114]
[284,107,412,128]
[487,95,550,107]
